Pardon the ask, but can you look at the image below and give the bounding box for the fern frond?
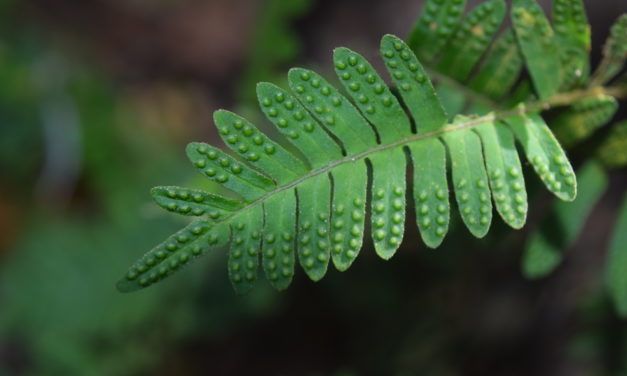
[117,0,626,293]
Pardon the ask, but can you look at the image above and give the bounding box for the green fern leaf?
[116,0,627,294]
[151,186,243,219]
[256,82,343,168]
[511,0,561,100]
[409,139,450,248]
[186,142,275,201]
[329,161,368,271]
[213,110,308,184]
[409,0,467,63]
[467,30,523,101]
[262,189,297,290]
[117,221,230,292]
[229,205,263,294]
[552,0,591,88]
[333,47,412,142]
[381,35,447,133]
[296,173,332,280]
[552,95,619,147]
[434,0,506,81]
[553,0,590,53]
[370,148,407,259]
[504,113,576,201]
[443,123,492,237]
[288,68,377,154]
[475,121,527,229]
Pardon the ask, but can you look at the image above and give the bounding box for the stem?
[205,84,627,226]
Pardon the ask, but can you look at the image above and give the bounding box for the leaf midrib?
[197,84,624,230]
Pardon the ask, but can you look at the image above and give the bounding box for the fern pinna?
[117,0,626,294]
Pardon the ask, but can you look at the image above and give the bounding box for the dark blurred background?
[1,0,626,375]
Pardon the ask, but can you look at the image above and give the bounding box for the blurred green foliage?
[0,36,44,193]
[0,51,184,374]
[237,0,312,108]
[0,58,281,374]
[0,1,295,374]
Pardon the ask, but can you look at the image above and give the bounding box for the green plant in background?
[0,48,205,374]
[237,0,312,108]
[119,0,626,307]
[0,1,313,374]
[0,51,282,376]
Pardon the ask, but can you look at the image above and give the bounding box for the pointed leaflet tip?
[333,45,411,142]
[118,221,230,292]
[287,65,377,155]
[186,142,275,202]
[505,114,577,202]
[379,34,447,133]
[151,185,243,219]
[256,80,343,168]
[213,110,309,184]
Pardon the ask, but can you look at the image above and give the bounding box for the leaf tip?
[212,108,235,125]
[380,33,400,45]
[150,186,164,197]
[287,67,310,83]
[255,81,275,95]
[555,181,577,202]
[185,144,196,160]
[332,46,352,59]
[422,236,445,249]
